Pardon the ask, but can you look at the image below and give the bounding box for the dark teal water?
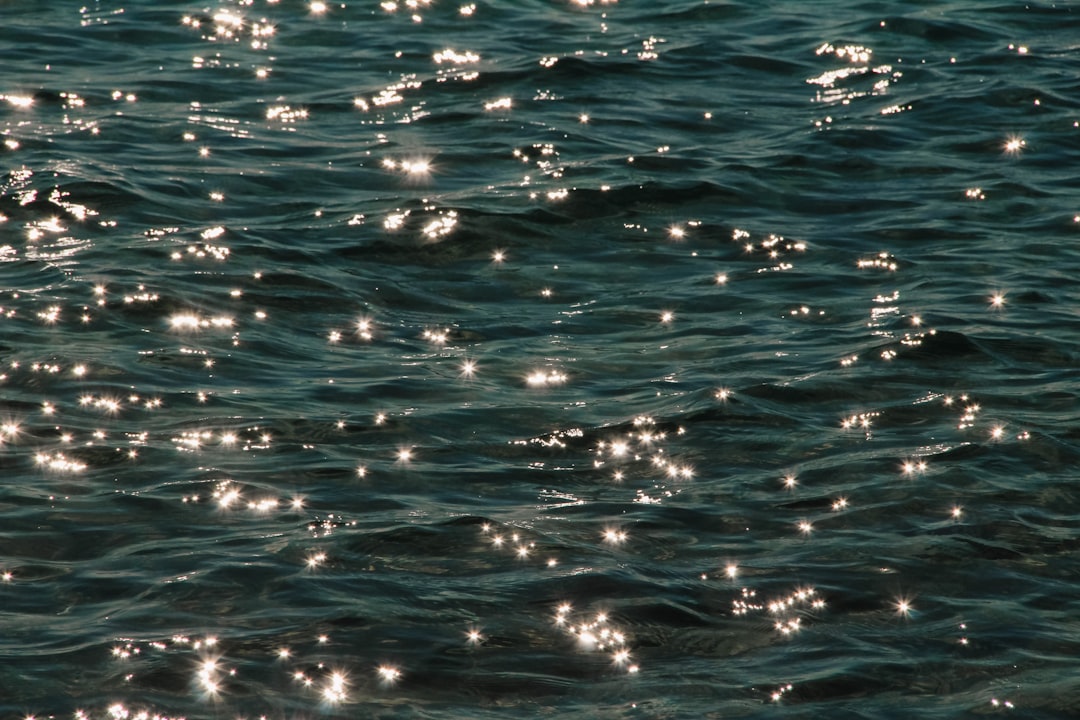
[2,1,1080,717]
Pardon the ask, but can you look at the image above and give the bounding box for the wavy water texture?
[2,1,1080,718]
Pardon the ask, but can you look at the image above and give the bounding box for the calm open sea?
[2,1,1079,717]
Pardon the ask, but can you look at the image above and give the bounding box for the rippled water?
[3,1,1080,717]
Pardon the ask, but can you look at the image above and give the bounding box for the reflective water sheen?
[2,1,1080,718]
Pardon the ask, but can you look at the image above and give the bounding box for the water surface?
[2,1,1080,717]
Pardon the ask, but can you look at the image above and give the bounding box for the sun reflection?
[196,656,223,697]
[3,94,34,109]
[322,669,348,703]
[1003,136,1025,154]
[901,459,928,476]
[526,370,567,387]
[35,451,87,473]
[484,97,513,111]
[602,527,628,545]
[434,48,480,64]
[266,105,308,123]
[401,158,431,176]
[376,664,402,684]
[857,251,898,272]
[894,597,914,618]
[169,312,233,331]
[771,684,795,702]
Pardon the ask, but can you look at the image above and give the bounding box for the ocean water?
[2,0,1079,717]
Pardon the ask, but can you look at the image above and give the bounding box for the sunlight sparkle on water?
[552,603,636,671]
[322,670,348,703]
[196,657,223,697]
[902,459,928,476]
[36,451,87,473]
[3,94,34,109]
[4,8,1060,717]
[857,251,898,272]
[602,527,628,545]
[526,370,567,387]
[422,328,449,345]
[169,313,233,331]
[377,665,402,684]
[771,684,795,702]
[484,97,513,111]
[400,158,431,175]
[434,48,480,64]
